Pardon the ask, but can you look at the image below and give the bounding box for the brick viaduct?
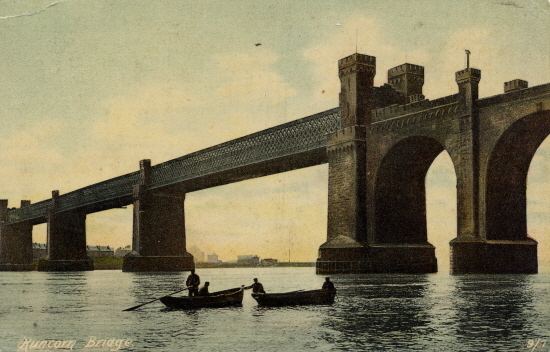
[0,52,548,274]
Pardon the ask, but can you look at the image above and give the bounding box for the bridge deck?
[7,108,341,225]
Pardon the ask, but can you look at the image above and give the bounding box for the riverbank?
[196,262,315,268]
[31,257,315,270]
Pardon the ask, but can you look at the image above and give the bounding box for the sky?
[0,0,548,271]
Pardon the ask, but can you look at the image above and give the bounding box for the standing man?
[247,278,265,294]
[186,269,200,296]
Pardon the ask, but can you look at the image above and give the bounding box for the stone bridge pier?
[317,53,437,273]
[38,191,93,271]
[0,200,34,270]
[122,160,194,272]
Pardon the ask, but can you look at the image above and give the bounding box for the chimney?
[504,79,528,93]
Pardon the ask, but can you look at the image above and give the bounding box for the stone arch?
[485,110,550,240]
[374,136,457,244]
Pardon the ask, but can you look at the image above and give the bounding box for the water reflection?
[127,272,185,306]
[450,275,536,351]
[43,272,91,313]
[318,274,435,350]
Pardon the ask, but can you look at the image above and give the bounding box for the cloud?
[303,15,432,111]
[427,27,500,97]
[302,15,547,101]
[39,48,300,189]
[0,117,74,201]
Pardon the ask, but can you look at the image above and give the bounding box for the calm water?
[0,268,549,351]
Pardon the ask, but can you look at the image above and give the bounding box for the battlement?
[372,94,459,122]
[338,53,376,70]
[504,79,528,93]
[338,53,377,126]
[408,94,425,103]
[388,63,424,77]
[455,68,481,83]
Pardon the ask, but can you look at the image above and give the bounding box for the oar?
[123,287,188,311]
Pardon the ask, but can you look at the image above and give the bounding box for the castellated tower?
[388,63,425,102]
[338,53,376,126]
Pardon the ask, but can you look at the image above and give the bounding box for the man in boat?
[198,281,210,296]
[246,278,265,294]
[322,277,336,292]
[186,269,200,296]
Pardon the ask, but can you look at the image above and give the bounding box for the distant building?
[87,245,114,257]
[237,255,260,266]
[32,243,47,260]
[188,245,205,263]
[207,253,221,264]
[261,258,278,266]
[114,245,132,257]
[33,243,116,259]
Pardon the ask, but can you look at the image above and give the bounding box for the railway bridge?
[0,52,548,273]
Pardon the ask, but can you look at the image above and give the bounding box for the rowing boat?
[251,289,336,307]
[160,287,244,309]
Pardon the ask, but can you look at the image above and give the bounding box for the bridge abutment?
[448,67,538,274]
[318,53,440,274]
[38,191,93,271]
[0,200,34,271]
[317,54,373,273]
[122,160,194,272]
[317,126,370,273]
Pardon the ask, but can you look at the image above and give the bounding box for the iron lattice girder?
[7,108,341,224]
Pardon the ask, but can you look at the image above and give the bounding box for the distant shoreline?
[32,257,315,270]
[196,262,315,269]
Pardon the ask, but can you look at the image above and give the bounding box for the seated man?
[322,277,336,292]
[249,278,265,294]
[198,281,210,296]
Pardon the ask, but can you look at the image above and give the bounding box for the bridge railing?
[150,107,341,188]
[6,108,341,224]
[56,172,141,212]
[6,172,140,223]
[8,199,51,223]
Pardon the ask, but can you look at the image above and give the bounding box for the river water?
[0,268,549,352]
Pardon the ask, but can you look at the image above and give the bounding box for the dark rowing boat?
[160,287,244,309]
[251,289,336,307]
